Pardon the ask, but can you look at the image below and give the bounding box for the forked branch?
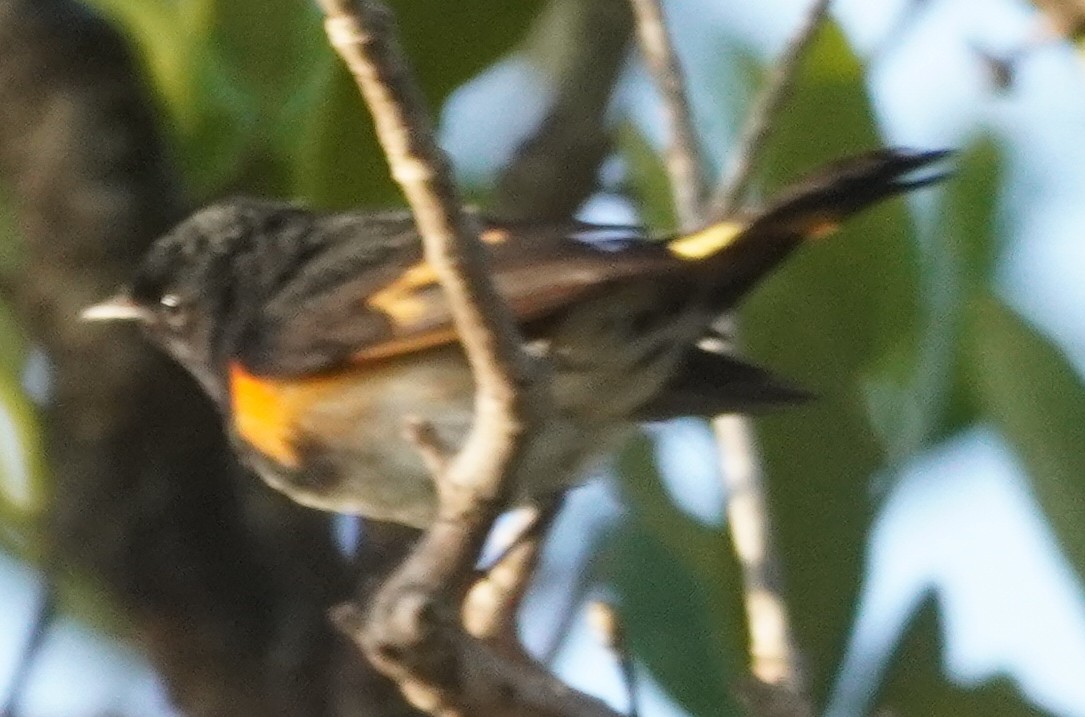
[628,0,832,709]
[316,1,618,715]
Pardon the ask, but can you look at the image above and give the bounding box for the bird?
[82,148,949,527]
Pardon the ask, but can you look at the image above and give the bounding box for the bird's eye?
[159,293,188,329]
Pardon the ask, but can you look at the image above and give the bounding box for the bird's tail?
[665,148,952,309]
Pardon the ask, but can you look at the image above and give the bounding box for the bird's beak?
[81,292,150,322]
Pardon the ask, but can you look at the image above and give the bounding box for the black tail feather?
[672,147,953,311]
[638,347,813,421]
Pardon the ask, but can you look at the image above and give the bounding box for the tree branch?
[493,0,633,221]
[707,0,832,221]
[629,0,707,230]
[317,3,622,715]
[463,496,565,651]
[0,2,357,715]
[629,0,829,709]
[715,416,807,699]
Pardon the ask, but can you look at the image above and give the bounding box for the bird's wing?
[236,214,674,376]
[237,148,950,378]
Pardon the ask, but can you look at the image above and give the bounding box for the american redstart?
[82,149,949,527]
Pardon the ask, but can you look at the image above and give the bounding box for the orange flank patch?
[229,363,303,467]
[229,362,354,468]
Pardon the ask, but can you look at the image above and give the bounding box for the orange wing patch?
[480,227,510,244]
[367,260,439,326]
[351,328,460,362]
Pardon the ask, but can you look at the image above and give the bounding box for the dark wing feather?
[239,213,675,377]
[238,148,951,378]
[637,348,812,420]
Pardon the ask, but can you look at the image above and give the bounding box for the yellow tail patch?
[667,221,744,260]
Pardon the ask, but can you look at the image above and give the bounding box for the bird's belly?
[245,281,702,527]
[249,346,626,527]
[261,347,470,526]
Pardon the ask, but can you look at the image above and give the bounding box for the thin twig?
[707,0,832,220]
[706,0,832,695]
[629,0,825,706]
[715,416,805,694]
[587,601,639,717]
[403,417,451,477]
[463,495,565,649]
[629,0,707,230]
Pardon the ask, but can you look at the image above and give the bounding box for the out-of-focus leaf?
[293,59,400,209]
[738,23,923,702]
[297,1,542,208]
[923,139,1007,442]
[196,0,330,195]
[389,1,542,109]
[86,0,542,201]
[615,434,737,586]
[942,139,1004,290]
[876,592,1054,716]
[84,1,265,193]
[79,1,184,111]
[964,291,1085,578]
[0,201,43,555]
[609,520,744,717]
[609,434,746,717]
[864,138,1006,461]
[615,123,678,233]
[0,372,47,553]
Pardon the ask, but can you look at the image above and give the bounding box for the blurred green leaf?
[876,593,1054,716]
[609,520,744,717]
[942,138,1004,291]
[925,139,1007,442]
[739,23,923,702]
[85,0,542,201]
[293,59,401,209]
[615,434,739,586]
[610,433,747,716]
[615,123,679,233]
[389,1,542,110]
[964,291,1085,579]
[865,138,1007,461]
[84,0,270,193]
[0,372,47,554]
[0,200,44,555]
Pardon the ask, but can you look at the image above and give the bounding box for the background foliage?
[1,1,1084,716]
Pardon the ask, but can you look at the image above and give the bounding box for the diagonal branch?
[317,2,620,715]
[318,0,541,585]
[629,0,833,709]
[707,0,832,221]
[493,0,634,221]
[629,0,707,230]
